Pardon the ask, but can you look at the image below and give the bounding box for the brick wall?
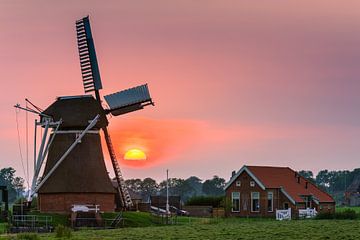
[38,193,115,213]
[225,171,295,217]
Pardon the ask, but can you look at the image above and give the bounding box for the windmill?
[74,16,154,209]
[15,16,153,212]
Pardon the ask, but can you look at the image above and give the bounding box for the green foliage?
[55,224,72,238]
[336,206,360,214]
[202,176,225,196]
[186,196,224,207]
[159,178,195,201]
[0,167,25,203]
[30,212,69,226]
[0,222,9,234]
[316,209,358,220]
[139,178,158,200]
[16,233,40,240]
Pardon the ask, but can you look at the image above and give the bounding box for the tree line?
[1,167,360,204]
[124,175,226,202]
[299,168,360,203]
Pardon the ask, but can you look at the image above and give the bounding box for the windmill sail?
[104,84,153,116]
[76,16,103,93]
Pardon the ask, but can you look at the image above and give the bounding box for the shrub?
[186,196,224,207]
[315,212,334,219]
[316,209,357,220]
[55,224,72,239]
[16,233,40,240]
[335,209,357,219]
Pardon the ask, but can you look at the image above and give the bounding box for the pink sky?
[1,0,360,183]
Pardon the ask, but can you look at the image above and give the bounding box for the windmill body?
[38,96,116,213]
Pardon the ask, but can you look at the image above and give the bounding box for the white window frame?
[267,191,273,212]
[236,180,241,187]
[250,181,255,187]
[231,192,240,212]
[251,192,260,212]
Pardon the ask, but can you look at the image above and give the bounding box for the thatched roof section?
[42,95,108,129]
[38,132,115,194]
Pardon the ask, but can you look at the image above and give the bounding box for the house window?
[250,181,255,187]
[267,192,273,212]
[232,192,240,212]
[251,192,260,212]
[236,181,241,187]
[284,202,289,209]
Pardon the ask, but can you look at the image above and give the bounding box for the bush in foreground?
[55,224,72,238]
[316,209,357,220]
[16,233,40,240]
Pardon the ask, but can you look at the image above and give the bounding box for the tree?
[125,178,142,194]
[139,177,158,201]
[0,167,25,202]
[185,176,203,196]
[202,175,225,196]
[158,178,196,201]
[299,170,315,183]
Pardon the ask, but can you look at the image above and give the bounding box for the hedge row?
[316,209,358,220]
[185,196,225,208]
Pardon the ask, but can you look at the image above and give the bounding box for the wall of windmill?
[38,193,115,213]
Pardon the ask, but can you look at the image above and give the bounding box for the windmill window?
[232,192,240,212]
[251,192,260,212]
[236,181,241,187]
[250,181,255,187]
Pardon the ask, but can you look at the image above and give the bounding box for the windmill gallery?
[14,16,154,213]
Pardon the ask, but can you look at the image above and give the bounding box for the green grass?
[102,212,155,228]
[1,218,357,240]
[336,206,360,214]
[0,223,8,234]
[2,210,360,239]
[29,212,69,226]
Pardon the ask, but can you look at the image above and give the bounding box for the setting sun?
[124,149,147,161]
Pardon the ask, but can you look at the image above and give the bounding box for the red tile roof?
[230,165,334,203]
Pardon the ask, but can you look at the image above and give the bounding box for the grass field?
[35,219,360,239]
[2,218,360,239]
[1,209,360,239]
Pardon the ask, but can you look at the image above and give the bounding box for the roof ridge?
[247,165,290,169]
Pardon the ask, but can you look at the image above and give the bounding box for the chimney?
[305,181,308,189]
[231,171,236,177]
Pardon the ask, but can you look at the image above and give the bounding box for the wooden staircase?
[103,127,133,209]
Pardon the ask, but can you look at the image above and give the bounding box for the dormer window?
[236,181,241,187]
[250,181,255,187]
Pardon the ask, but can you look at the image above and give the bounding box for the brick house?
[224,165,335,217]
